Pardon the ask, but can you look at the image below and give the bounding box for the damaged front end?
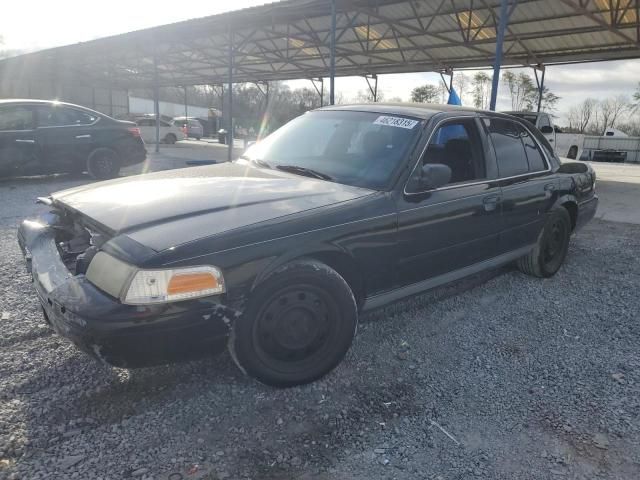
[18,203,241,369]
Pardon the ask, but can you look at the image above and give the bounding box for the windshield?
[241,110,423,189]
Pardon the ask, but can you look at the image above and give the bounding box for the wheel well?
[307,251,365,309]
[561,201,577,230]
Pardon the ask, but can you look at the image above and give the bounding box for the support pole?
[329,0,337,105]
[184,86,188,119]
[227,28,234,162]
[373,74,378,102]
[534,66,546,113]
[489,0,510,111]
[320,78,324,107]
[153,54,160,153]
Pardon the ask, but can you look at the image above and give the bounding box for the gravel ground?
[1,175,639,480]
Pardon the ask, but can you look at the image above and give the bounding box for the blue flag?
[447,87,462,106]
[436,87,465,144]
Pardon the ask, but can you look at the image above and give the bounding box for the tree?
[452,73,470,103]
[540,86,560,112]
[471,72,492,109]
[633,82,640,113]
[567,98,597,133]
[410,84,440,103]
[500,71,560,112]
[593,95,631,135]
[355,88,384,103]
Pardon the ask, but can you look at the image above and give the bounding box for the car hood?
[50,163,373,251]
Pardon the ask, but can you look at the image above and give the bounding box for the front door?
[0,104,37,176]
[394,116,503,288]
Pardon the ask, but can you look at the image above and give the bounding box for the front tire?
[517,207,571,278]
[232,260,358,388]
[164,133,177,144]
[87,148,120,179]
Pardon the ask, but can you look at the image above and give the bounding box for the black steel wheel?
[87,148,120,179]
[517,207,571,278]
[232,260,357,387]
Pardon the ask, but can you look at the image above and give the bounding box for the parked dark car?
[18,104,598,387]
[0,99,146,179]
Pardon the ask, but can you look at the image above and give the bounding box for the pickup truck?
[18,104,598,387]
[503,111,584,159]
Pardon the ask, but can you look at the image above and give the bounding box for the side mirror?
[407,163,452,192]
[539,125,554,134]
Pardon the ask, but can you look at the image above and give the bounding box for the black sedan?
[0,99,146,179]
[18,104,598,387]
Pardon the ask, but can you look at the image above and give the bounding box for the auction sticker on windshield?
[373,116,419,129]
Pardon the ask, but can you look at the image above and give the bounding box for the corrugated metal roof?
[0,0,638,88]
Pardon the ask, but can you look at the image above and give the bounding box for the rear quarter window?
[519,125,547,172]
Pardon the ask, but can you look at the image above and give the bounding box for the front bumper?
[18,214,237,368]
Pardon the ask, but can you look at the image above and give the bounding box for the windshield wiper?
[275,164,333,181]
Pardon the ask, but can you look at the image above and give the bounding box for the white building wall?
[128,96,209,118]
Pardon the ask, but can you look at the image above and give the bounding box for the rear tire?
[517,208,571,278]
[568,146,578,159]
[164,134,177,144]
[87,148,120,179]
[232,260,358,388]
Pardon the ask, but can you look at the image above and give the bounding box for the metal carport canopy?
[1,0,639,89]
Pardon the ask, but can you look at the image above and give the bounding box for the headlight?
[86,252,225,304]
[123,265,225,304]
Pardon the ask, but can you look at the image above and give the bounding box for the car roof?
[316,102,501,119]
[0,98,106,116]
[503,111,540,116]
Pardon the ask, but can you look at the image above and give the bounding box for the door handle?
[483,194,501,212]
[15,139,35,144]
[75,134,91,139]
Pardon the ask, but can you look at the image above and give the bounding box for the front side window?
[241,110,422,190]
[485,118,529,177]
[0,105,34,131]
[418,119,486,186]
[37,106,97,127]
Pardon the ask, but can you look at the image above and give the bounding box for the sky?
[2,0,639,123]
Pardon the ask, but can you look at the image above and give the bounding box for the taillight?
[128,127,141,137]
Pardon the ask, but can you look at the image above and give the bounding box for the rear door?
[0,104,37,175]
[34,105,99,171]
[482,117,557,251]
[394,116,503,287]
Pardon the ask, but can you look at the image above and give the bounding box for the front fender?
[251,242,354,290]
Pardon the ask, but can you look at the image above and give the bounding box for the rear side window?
[518,125,547,172]
[37,106,97,127]
[136,118,155,126]
[485,118,529,177]
[0,105,34,131]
